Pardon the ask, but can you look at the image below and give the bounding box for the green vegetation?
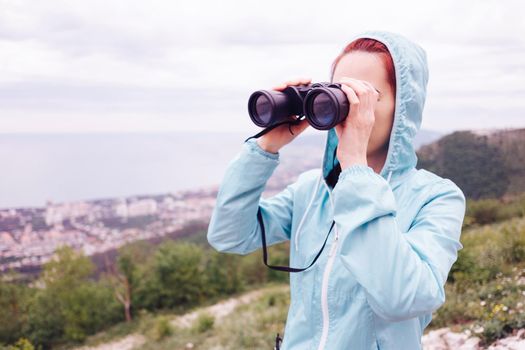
[193,312,215,334]
[433,215,525,346]
[0,247,122,349]
[463,193,525,228]
[0,233,291,349]
[149,316,174,341]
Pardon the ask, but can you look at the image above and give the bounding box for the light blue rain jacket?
[207,30,466,350]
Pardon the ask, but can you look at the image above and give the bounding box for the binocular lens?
[304,86,349,130]
[311,93,336,128]
[254,94,272,125]
[248,92,274,127]
[248,89,297,127]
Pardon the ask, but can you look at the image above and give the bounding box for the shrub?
[151,316,173,341]
[193,312,215,333]
[0,338,35,350]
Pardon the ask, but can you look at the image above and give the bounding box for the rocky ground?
[422,327,525,349]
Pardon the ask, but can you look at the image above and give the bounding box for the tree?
[103,241,153,322]
[204,250,245,297]
[138,241,206,310]
[27,246,120,347]
[0,273,31,345]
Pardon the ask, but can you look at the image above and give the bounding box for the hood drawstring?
[294,167,394,252]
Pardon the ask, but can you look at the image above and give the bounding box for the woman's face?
[331,51,396,157]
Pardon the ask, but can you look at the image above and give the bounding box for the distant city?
[0,152,321,273]
[0,188,209,271]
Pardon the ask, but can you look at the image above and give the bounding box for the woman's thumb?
[292,118,310,135]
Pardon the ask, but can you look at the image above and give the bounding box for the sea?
[0,129,441,209]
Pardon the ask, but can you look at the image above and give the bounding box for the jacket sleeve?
[207,138,297,255]
[332,164,466,322]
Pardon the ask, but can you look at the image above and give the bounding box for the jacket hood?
[322,30,429,187]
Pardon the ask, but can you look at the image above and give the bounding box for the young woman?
[207,30,466,350]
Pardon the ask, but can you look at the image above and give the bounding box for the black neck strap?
[244,118,304,143]
[245,121,335,273]
[257,207,335,273]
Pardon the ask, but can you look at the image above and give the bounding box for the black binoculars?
[248,82,350,130]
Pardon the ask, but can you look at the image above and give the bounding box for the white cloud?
[0,0,523,133]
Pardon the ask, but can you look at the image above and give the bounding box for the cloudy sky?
[0,0,523,134]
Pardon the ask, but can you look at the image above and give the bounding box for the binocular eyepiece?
[248,82,349,130]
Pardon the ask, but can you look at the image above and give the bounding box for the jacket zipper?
[315,168,393,349]
[317,182,339,350]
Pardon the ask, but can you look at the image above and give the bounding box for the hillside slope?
[417,127,525,199]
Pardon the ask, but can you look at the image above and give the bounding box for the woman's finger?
[360,80,380,100]
[273,77,311,91]
[360,80,378,93]
[299,78,312,85]
[339,77,369,97]
[272,84,287,91]
[340,84,360,106]
[285,78,309,86]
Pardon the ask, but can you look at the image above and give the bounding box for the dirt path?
[171,287,273,328]
[74,334,146,350]
[72,285,286,350]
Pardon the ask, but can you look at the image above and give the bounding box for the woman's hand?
[334,77,379,170]
[256,78,312,154]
